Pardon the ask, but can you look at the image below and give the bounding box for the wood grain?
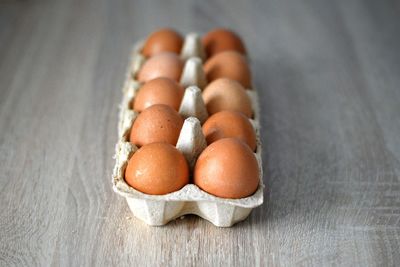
[1,0,400,266]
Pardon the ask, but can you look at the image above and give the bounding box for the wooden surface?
[1,0,400,266]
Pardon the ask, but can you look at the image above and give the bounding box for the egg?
[137,52,183,82]
[130,104,183,146]
[125,142,189,195]
[202,78,253,117]
[133,77,184,112]
[202,111,257,151]
[204,50,251,88]
[142,28,184,57]
[202,28,246,57]
[194,138,259,199]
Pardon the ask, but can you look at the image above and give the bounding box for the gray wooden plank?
[0,0,399,266]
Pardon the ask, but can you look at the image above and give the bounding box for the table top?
[1,0,399,266]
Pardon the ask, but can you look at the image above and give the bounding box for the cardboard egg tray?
[112,33,264,227]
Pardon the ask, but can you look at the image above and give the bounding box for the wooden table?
[1,0,399,266]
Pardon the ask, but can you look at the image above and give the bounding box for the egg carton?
[112,33,264,227]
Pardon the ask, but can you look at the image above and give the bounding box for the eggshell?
[125,142,189,195]
[137,52,183,82]
[202,28,246,57]
[202,78,253,117]
[142,28,183,57]
[204,51,251,88]
[202,110,257,151]
[133,77,184,112]
[194,138,259,199]
[130,104,183,146]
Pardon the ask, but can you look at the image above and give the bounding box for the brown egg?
[142,28,184,57]
[204,51,251,88]
[130,104,183,146]
[133,77,184,112]
[137,52,183,82]
[194,138,259,199]
[202,78,253,117]
[125,142,189,195]
[203,111,257,151]
[202,28,246,57]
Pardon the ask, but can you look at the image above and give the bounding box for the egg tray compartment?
[112,33,264,227]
